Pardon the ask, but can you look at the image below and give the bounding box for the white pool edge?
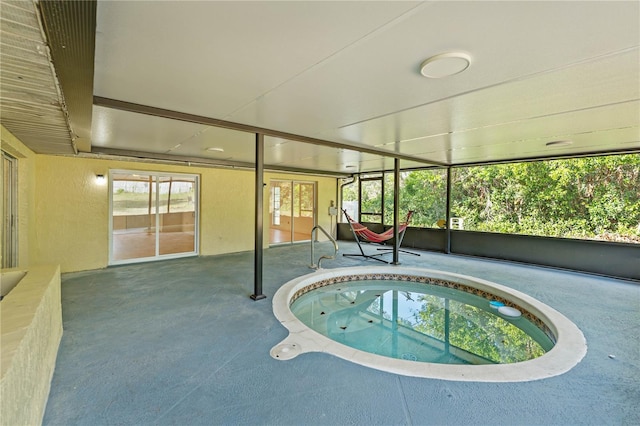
[271,266,587,382]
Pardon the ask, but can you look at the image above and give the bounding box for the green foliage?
[360,178,383,221]
[412,295,545,363]
[341,154,640,243]
[397,170,447,227]
[451,154,640,242]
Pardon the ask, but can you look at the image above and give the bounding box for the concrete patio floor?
[43,242,639,425]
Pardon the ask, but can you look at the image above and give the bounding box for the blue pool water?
[290,280,554,365]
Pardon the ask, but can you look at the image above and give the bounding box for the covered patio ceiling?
[1,1,639,174]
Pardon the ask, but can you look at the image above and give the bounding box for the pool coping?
[271,266,587,382]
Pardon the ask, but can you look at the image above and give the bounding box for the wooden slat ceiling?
[0,0,75,154]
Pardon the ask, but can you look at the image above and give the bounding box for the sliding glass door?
[269,180,316,244]
[110,170,198,264]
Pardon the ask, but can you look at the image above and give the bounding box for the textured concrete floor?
[43,242,639,425]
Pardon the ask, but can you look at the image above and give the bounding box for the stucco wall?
[35,155,111,271]
[33,155,338,272]
[0,264,62,426]
[200,166,256,255]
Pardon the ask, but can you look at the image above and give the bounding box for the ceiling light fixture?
[545,140,573,147]
[206,147,225,152]
[420,52,472,78]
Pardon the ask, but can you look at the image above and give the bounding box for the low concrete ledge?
[1,265,62,426]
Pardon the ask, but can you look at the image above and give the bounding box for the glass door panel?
[292,182,315,242]
[111,171,198,264]
[270,180,315,244]
[112,173,157,261]
[269,181,292,244]
[158,176,196,255]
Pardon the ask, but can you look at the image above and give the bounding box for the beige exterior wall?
[35,155,112,271]
[200,165,256,255]
[1,126,37,268]
[1,126,337,273]
[31,156,337,272]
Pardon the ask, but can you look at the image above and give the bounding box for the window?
[341,169,447,229]
[360,174,383,223]
[341,177,359,222]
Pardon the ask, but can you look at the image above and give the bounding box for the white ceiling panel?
[169,126,255,162]
[92,106,258,163]
[446,127,640,165]
[228,2,639,137]
[356,157,428,174]
[5,1,638,174]
[88,0,639,171]
[261,137,432,173]
[334,48,639,163]
[94,1,421,119]
[396,102,640,155]
[338,49,639,144]
[91,106,208,153]
[264,137,378,173]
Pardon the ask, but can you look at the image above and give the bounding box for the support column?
[251,133,266,300]
[392,158,400,265]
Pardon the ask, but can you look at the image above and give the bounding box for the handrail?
[310,225,339,269]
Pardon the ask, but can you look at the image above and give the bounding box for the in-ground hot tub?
[271,266,587,382]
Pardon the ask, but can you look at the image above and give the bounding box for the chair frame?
[342,209,420,263]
